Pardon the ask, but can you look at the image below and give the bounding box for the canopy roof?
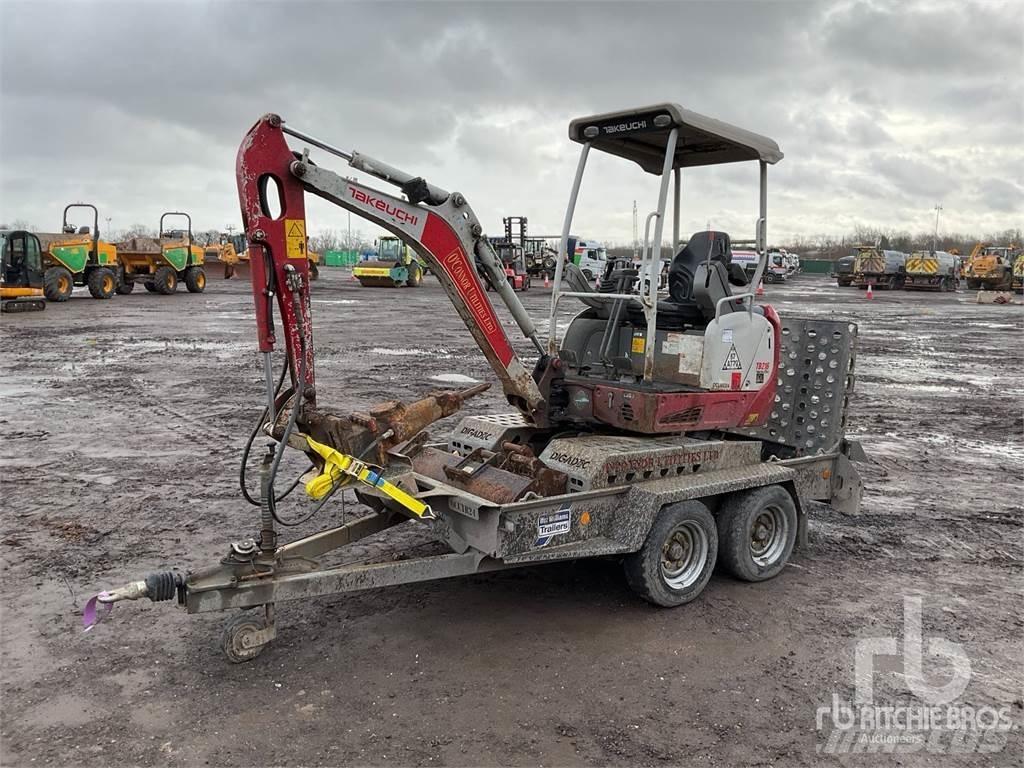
[568,103,783,173]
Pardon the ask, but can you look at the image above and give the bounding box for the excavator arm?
[236,114,548,422]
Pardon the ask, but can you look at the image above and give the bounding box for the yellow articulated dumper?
[903,250,960,292]
[39,203,120,301]
[963,242,1016,291]
[116,212,206,295]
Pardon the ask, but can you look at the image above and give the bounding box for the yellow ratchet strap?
[303,436,432,519]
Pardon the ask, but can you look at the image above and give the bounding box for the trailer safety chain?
[303,436,433,519]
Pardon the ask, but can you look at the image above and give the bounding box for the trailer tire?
[221,612,270,663]
[184,266,206,293]
[153,266,177,295]
[87,267,117,299]
[624,501,717,607]
[716,485,797,582]
[115,279,135,295]
[43,266,74,302]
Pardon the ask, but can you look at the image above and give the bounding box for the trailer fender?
[614,463,797,553]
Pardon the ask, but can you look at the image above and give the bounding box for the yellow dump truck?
[963,243,1015,291]
[903,250,960,292]
[39,203,120,301]
[116,212,206,294]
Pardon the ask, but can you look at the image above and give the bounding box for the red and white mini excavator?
[92,105,863,662]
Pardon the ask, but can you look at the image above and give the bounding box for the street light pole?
[932,204,942,254]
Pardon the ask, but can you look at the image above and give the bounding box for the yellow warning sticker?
[285,219,306,259]
[631,335,645,354]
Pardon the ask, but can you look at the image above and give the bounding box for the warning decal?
[722,344,743,371]
[285,219,306,259]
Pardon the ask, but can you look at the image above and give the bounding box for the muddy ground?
[1,269,1022,767]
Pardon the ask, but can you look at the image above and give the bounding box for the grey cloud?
[1,0,1021,242]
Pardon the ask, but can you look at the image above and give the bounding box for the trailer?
[903,250,960,291]
[87,105,865,663]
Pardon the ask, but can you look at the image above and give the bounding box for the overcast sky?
[1,0,1020,245]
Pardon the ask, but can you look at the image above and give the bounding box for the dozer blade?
[223,260,251,280]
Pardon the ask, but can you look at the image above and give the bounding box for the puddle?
[430,373,481,384]
[369,347,452,358]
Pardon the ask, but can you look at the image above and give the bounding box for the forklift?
[0,230,46,312]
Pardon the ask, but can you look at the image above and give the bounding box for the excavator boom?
[236,114,547,421]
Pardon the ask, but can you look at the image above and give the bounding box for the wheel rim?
[59,276,70,294]
[103,275,113,292]
[660,521,710,589]
[197,272,206,289]
[749,504,789,566]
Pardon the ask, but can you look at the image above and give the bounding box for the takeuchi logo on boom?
[349,187,419,226]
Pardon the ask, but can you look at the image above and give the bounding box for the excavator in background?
[0,229,46,312]
[39,204,121,301]
[89,105,864,662]
[963,242,1017,291]
[352,235,423,287]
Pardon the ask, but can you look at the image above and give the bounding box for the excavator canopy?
[568,103,783,173]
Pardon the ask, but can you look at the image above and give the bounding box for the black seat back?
[668,231,733,304]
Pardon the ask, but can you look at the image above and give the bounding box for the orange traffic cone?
[756,280,765,297]
[544,272,550,288]
[866,283,874,300]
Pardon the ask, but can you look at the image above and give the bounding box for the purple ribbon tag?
[82,592,113,632]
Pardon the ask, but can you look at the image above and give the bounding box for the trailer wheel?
[624,501,717,607]
[153,266,177,295]
[222,612,270,663]
[184,266,206,293]
[87,267,117,299]
[717,485,797,582]
[115,279,135,295]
